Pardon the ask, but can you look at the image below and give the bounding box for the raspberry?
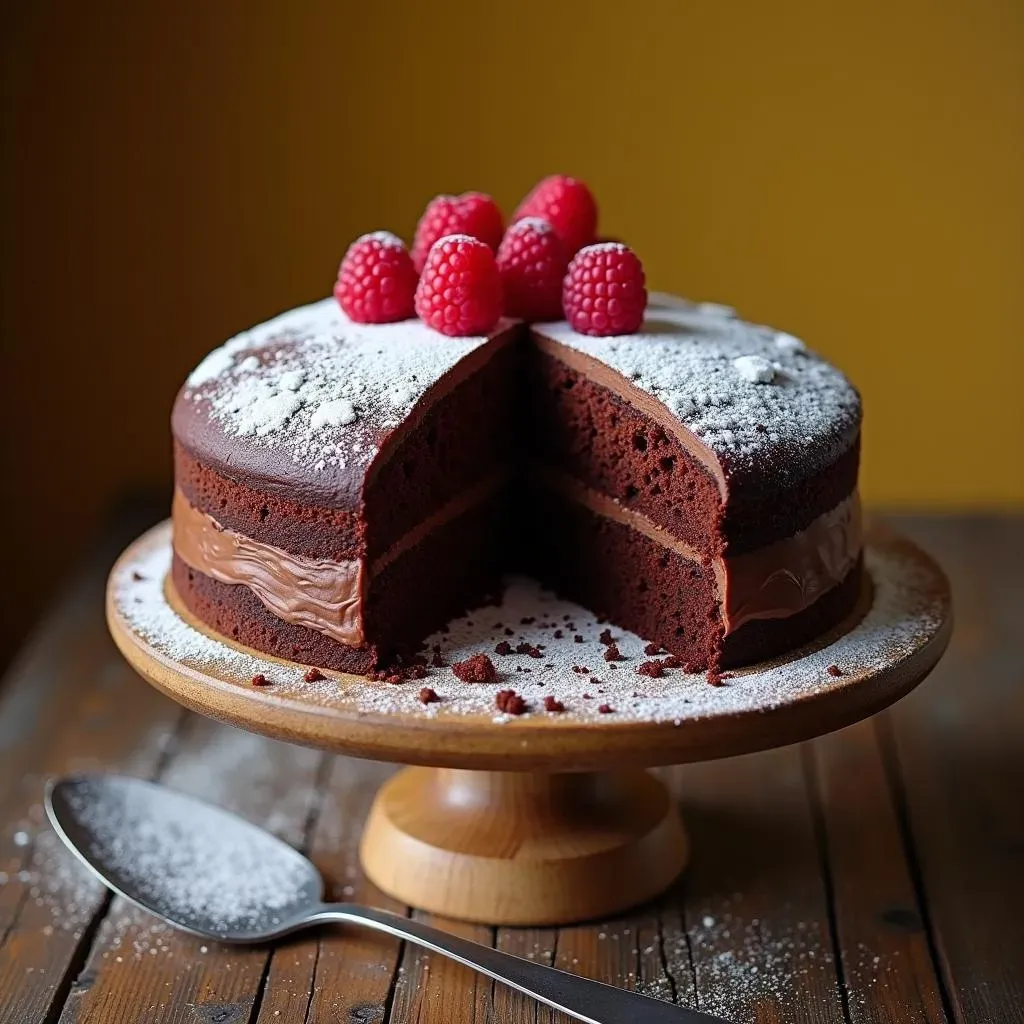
[333,231,417,324]
[513,174,598,256]
[562,243,647,336]
[495,218,567,321]
[411,192,504,273]
[414,235,503,336]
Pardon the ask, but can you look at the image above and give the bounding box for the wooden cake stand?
[106,522,951,926]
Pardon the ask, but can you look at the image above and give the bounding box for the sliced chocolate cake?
[171,294,862,675]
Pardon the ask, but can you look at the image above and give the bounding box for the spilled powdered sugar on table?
[110,523,944,724]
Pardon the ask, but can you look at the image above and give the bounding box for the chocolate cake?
[171,293,862,676]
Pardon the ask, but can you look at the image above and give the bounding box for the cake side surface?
[172,298,517,508]
[527,298,862,670]
[169,292,863,676]
[532,300,861,508]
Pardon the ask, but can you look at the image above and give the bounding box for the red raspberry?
[414,235,503,336]
[513,174,598,256]
[495,218,567,322]
[333,231,417,324]
[562,242,647,336]
[411,192,504,273]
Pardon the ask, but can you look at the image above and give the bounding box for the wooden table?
[1,504,1020,1024]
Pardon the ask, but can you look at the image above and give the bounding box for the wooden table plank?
[388,915,494,1023]
[809,721,947,1023]
[283,757,407,1024]
[0,501,185,1024]
[673,746,846,1023]
[492,927,557,1023]
[884,516,1024,1024]
[56,717,326,1024]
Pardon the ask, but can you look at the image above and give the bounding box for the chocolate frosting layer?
[172,489,365,646]
[175,466,861,649]
[724,494,861,631]
[172,474,509,650]
[535,468,861,633]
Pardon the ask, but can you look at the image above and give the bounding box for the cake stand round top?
[107,522,951,772]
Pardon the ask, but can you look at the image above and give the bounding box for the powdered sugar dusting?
[112,524,944,730]
[539,302,859,486]
[180,298,511,475]
[733,354,776,384]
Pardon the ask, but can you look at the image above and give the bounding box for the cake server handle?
[304,903,726,1023]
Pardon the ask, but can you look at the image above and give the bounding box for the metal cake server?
[47,774,726,1024]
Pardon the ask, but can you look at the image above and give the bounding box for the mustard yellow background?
[1,1,1022,652]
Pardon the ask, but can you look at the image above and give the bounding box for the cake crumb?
[637,660,665,678]
[572,665,590,674]
[599,628,615,646]
[494,641,513,656]
[543,696,565,713]
[515,642,543,658]
[603,644,626,662]
[827,664,844,677]
[598,703,614,714]
[643,643,663,655]
[495,689,528,715]
[251,674,271,687]
[574,635,584,643]
[452,653,498,684]
[418,687,440,704]
[303,667,325,682]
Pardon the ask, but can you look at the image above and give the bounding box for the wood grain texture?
[0,500,184,1024]
[884,517,1024,1024]
[809,721,946,1024]
[359,768,688,925]
[291,757,407,1024]
[673,748,847,1023]
[1,508,1020,1024]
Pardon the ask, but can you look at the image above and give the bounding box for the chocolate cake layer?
[519,491,724,673]
[522,345,724,557]
[529,335,860,553]
[175,336,519,563]
[175,442,364,561]
[173,303,518,509]
[364,337,519,557]
[173,488,509,673]
[537,469,862,632]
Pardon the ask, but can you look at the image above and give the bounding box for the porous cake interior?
[353,329,854,673]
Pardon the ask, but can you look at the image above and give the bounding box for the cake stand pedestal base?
[359,767,687,925]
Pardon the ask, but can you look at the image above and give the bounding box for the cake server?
[47,774,727,1024]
